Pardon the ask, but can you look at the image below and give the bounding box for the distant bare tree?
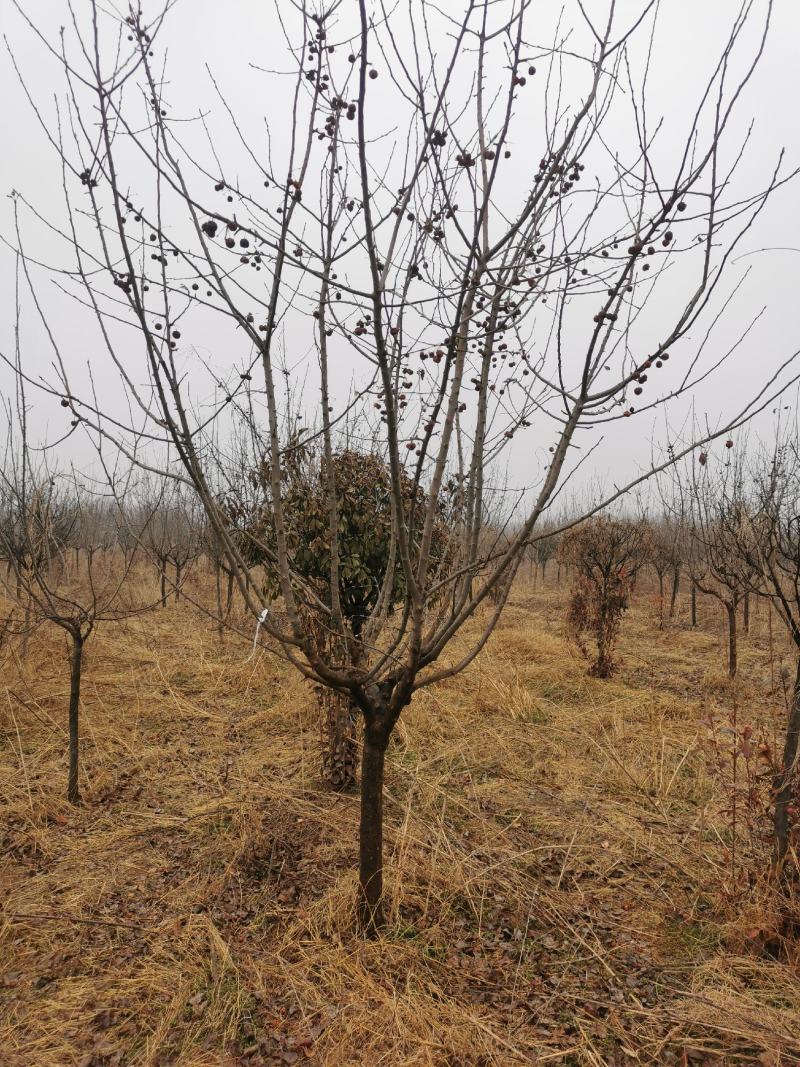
[534,528,558,587]
[648,516,685,628]
[67,494,117,574]
[726,431,800,876]
[137,479,203,607]
[689,446,760,678]
[0,447,141,803]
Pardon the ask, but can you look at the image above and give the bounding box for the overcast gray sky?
[1,0,798,510]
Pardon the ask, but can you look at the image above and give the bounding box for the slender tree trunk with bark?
[592,601,613,678]
[159,564,167,608]
[215,562,224,639]
[691,581,697,628]
[743,590,750,634]
[669,566,680,619]
[68,631,84,805]
[726,600,738,678]
[175,561,182,601]
[21,596,31,660]
[359,724,389,935]
[773,658,800,877]
[657,572,665,629]
[225,569,234,619]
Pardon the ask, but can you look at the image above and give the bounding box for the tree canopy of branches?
[0,475,75,591]
[8,0,799,932]
[136,480,203,607]
[228,441,450,790]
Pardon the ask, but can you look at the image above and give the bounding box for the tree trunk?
[592,602,613,678]
[743,590,750,634]
[160,565,167,607]
[22,596,31,661]
[773,658,800,877]
[225,569,234,619]
[175,561,183,601]
[658,572,665,629]
[669,566,680,619]
[726,600,737,678]
[541,560,547,584]
[68,631,84,805]
[691,581,697,628]
[215,562,224,638]
[359,725,389,935]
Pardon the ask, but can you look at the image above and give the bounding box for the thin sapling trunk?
[669,566,680,619]
[68,629,84,804]
[773,659,800,877]
[726,600,738,679]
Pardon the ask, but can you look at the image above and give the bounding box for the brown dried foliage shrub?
[559,516,652,677]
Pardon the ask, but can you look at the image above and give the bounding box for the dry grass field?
[2,570,799,1066]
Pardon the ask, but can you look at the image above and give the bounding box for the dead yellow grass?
[1,571,799,1065]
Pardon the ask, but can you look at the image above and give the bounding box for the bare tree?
[647,515,685,628]
[137,478,203,607]
[534,527,558,587]
[0,447,142,804]
[689,446,760,678]
[203,521,237,635]
[7,0,799,932]
[729,430,800,876]
[648,523,674,629]
[68,494,117,575]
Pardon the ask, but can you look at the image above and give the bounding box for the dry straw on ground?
[2,570,799,1065]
